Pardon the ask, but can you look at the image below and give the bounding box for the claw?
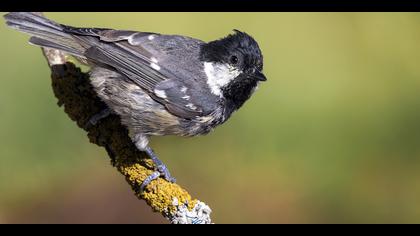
[157,164,176,183]
[140,146,176,191]
[140,171,160,191]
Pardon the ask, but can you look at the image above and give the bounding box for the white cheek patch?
[148,35,155,40]
[204,62,241,97]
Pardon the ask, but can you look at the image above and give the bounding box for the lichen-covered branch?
[39,43,212,224]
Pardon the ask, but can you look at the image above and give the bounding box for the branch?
[38,26,212,224]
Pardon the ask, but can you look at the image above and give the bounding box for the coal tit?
[4,12,267,189]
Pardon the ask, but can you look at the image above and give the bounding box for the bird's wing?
[152,79,204,118]
[64,27,209,118]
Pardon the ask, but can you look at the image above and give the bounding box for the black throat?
[222,74,258,118]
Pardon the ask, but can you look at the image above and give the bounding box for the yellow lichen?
[117,162,198,215]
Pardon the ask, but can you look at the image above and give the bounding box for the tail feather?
[29,37,83,57]
[4,12,86,57]
[4,12,62,30]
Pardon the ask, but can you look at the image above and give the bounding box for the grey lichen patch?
[169,200,212,224]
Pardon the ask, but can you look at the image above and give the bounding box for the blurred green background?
[1,12,420,223]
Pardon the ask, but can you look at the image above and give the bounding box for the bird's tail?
[4,12,86,57]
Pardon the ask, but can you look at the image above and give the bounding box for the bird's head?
[200,30,266,111]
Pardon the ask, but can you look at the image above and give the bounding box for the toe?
[163,176,176,183]
[140,171,160,191]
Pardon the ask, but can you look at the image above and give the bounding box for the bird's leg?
[140,146,176,191]
[84,107,111,129]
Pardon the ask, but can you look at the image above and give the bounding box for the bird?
[4,12,267,190]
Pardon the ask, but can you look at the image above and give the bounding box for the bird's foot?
[140,146,176,191]
[156,163,177,183]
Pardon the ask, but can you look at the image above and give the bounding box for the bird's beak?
[253,71,267,82]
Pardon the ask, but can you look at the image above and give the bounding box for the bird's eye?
[229,55,239,65]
